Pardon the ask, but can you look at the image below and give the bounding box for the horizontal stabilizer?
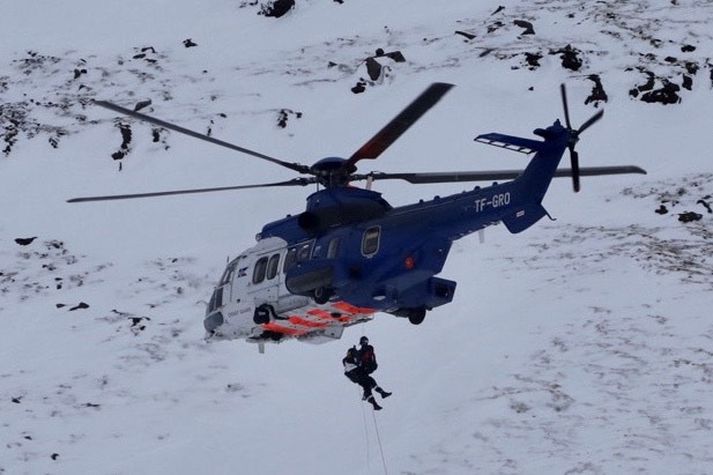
[474,133,544,155]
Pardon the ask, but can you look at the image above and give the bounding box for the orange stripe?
[307,308,335,320]
[288,316,329,328]
[332,301,375,315]
[262,322,306,336]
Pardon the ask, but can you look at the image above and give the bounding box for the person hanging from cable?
[357,336,391,400]
[342,345,391,411]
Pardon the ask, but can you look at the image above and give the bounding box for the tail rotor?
[560,84,604,192]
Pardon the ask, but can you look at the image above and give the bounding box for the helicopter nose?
[204,311,224,333]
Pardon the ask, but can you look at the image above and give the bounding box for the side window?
[283,240,315,273]
[327,238,340,259]
[297,242,313,261]
[362,226,380,257]
[283,247,297,273]
[252,257,268,284]
[266,253,280,280]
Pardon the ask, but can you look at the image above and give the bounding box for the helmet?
[359,336,369,345]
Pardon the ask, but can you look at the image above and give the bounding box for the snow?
[1,0,712,473]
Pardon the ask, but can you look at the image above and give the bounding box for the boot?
[367,396,382,411]
[375,387,392,399]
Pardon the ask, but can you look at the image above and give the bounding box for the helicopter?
[69,83,646,347]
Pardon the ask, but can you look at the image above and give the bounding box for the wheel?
[253,305,271,324]
[407,308,426,325]
[312,287,333,305]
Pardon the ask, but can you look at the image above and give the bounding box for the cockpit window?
[327,237,340,259]
[283,247,297,273]
[297,242,313,261]
[266,253,280,280]
[220,260,237,285]
[283,240,315,273]
[253,257,268,284]
[362,226,380,257]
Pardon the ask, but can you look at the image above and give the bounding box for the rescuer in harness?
[343,336,391,410]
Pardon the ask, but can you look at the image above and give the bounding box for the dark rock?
[585,74,608,106]
[685,61,698,75]
[455,30,476,40]
[630,71,656,98]
[665,56,678,63]
[550,45,582,71]
[384,51,405,63]
[132,53,146,60]
[276,109,302,128]
[14,237,37,246]
[56,303,66,308]
[351,81,366,94]
[129,316,150,327]
[681,44,696,52]
[134,99,152,112]
[141,46,156,53]
[259,0,294,18]
[655,204,669,214]
[678,211,702,222]
[72,68,87,80]
[640,80,681,105]
[524,52,542,70]
[69,302,89,311]
[491,5,505,15]
[51,453,60,461]
[487,21,504,34]
[365,57,382,81]
[112,123,132,161]
[11,397,21,404]
[697,199,712,213]
[682,75,692,90]
[183,38,198,48]
[513,20,535,35]
[152,128,161,142]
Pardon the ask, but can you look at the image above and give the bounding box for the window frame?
[252,256,269,284]
[361,226,381,257]
[266,253,280,280]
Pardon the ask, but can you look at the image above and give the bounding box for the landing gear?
[391,307,427,325]
[407,308,426,325]
[253,304,275,324]
[312,287,333,305]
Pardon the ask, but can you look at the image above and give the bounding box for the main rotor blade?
[355,166,646,185]
[576,109,604,135]
[67,177,316,203]
[560,83,572,130]
[570,149,581,192]
[346,82,454,168]
[94,100,312,175]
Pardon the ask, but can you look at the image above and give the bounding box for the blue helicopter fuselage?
[256,122,570,317]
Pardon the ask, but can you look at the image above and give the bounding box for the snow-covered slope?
[1,1,712,473]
